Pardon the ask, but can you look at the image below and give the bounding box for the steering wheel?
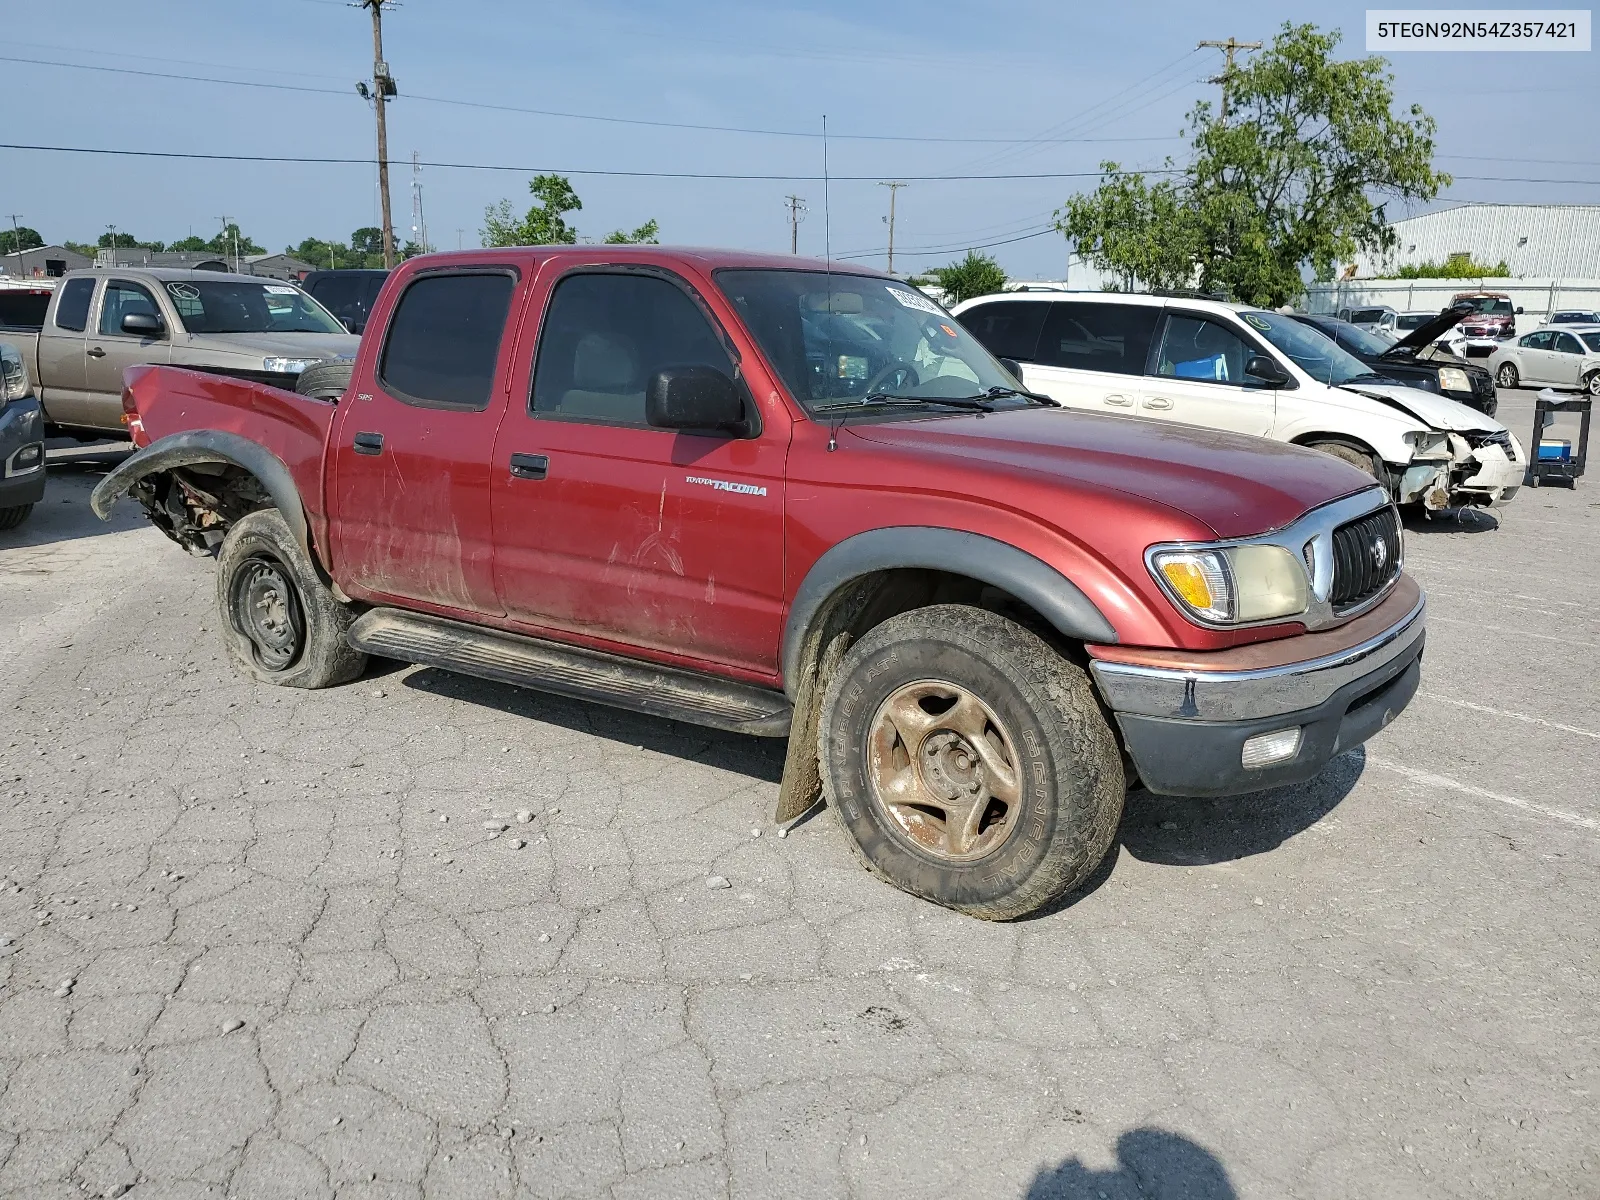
[865,363,919,395]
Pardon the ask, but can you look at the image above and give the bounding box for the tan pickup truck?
[8,267,358,437]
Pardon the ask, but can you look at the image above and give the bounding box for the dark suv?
[1290,307,1497,417]
[300,269,389,334]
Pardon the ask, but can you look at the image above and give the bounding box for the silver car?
[29,267,359,435]
[1488,325,1600,395]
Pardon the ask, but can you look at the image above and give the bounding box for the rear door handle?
[1102,393,1135,407]
[352,431,384,455]
[1143,396,1174,410]
[86,346,106,358]
[510,453,549,480]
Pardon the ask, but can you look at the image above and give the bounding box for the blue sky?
[6,0,1596,277]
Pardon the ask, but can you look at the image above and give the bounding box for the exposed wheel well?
[1289,433,1390,479]
[132,463,278,557]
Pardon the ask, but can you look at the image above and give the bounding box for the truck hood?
[1341,381,1506,432]
[844,407,1375,540]
[1382,304,1471,359]
[180,331,361,361]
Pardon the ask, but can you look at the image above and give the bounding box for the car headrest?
[572,331,638,392]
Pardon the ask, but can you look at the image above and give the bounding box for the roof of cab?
[395,245,893,276]
[64,266,290,286]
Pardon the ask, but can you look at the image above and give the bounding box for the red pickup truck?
[91,247,1425,919]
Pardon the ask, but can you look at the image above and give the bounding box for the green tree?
[98,231,165,252]
[1379,255,1510,280]
[350,227,384,259]
[482,174,583,247]
[63,241,97,258]
[204,223,264,257]
[167,235,211,252]
[1056,22,1449,307]
[603,219,660,245]
[0,227,44,256]
[925,251,1008,305]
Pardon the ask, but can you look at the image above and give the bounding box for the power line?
[836,226,1059,263]
[0,54,1179,147]
[0,142,1191,182]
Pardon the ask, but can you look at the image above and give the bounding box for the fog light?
[1241,727,1301,769]
[13,443,42,469]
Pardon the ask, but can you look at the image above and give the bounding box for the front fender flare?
[89,429,314,566]
[779,526,1119,697]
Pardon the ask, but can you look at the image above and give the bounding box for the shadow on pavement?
[1402,505,1499,534]
[401,666,787,784]
[1025,1128,1236,1199]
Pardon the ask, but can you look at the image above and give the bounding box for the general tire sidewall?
[823,633,1062,912]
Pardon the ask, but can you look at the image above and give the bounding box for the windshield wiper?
[976,384,1060,407]
[815,392,996,413]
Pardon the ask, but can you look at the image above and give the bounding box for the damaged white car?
[952,292,1525,510]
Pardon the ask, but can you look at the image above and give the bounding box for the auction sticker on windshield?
[264,285,299,295]
[888,286,944,315]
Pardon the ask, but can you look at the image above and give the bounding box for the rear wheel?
[1585,370,1600,398]
[818,605,1124,920]
[0,504,32,531]
[1497,362,1520,389]
[215,508,365,688]
[1308,441,1378,478]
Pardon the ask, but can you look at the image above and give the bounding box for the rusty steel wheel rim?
[865,679,1023,863]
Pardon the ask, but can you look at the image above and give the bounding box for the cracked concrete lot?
[0,388,1596,1199]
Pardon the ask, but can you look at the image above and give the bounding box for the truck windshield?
[162,280,345,335]
[1240,310,1380,387]
[715,269,1020,413]
[1457,296,1513,315]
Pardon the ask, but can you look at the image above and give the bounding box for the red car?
[1451,291,1522,356]
[91,247,1425,919]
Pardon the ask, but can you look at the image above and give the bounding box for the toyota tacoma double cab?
[91,248,1425,920]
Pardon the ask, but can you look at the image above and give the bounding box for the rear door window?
[1036,301,1159,376]
[52,278,95,332]
[958,300,1048,361]
[378,272,516,410]
[1554,332,1584,355]
[1155,314,1253,383]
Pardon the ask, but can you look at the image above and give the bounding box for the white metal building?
[1354,204,1600,279]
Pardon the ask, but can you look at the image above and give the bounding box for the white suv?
[954,291,1524,509]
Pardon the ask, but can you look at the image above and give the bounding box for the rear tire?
[1309,441,1378,478]
[1497,362,1519,389]
[1585,370,1600,398]
[818,604,1124,921]
[215,508,365,689]
[0,504,32,530]
[294,360,355,401]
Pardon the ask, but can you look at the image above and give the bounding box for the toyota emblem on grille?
[1371,537,1388,570]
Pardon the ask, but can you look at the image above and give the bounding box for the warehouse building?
[1354,204,1600,279]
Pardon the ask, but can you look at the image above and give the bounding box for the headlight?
[263,357,320,374]
[1150,544,1309,625]
[0,342,29,403]
[1437,367,1471,393]
[1403,430,1451,460]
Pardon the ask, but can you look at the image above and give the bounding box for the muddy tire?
[818,604,1124,921]
[1497,362,1519,389]
[0,504,32,531]
[294,360,355,401]
[1309,441,1378,478]
[215,508,365,689]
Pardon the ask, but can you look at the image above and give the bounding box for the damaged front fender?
[91,429,316,564]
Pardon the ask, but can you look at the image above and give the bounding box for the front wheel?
[0,504,32,531]
[818,605,1124,920]
[1585,371,1600,398]
[1497,362,1520,389]
[1308,442,1378,478]
[215,508,366,689]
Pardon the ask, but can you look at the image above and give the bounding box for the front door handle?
[1143,396,1174,410]
[86,346,106,358]
[1102,393,1135,407]
[509,452,549,481]
[352,431,384,456]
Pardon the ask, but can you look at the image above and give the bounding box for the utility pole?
[1197,37,1261,126]
[358,1,399,268]
[456,228,464,251]
[106,224,117,266]
[216,214,235,272]
[784,195,806,255]
[878,182,906,275]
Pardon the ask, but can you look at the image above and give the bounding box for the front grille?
[1330,507,1402,611]
[1467,429,1515,458]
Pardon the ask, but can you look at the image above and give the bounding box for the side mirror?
[1515,306,1525,315]
[997,357,1024,382]
[1245,353,1290,387]
[121,312,165,336]
[646,365,746,434]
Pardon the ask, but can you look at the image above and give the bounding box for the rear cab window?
[377,271,516,409]
[958,300,1048,361]
[52,278,96,332]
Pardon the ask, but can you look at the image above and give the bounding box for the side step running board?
[347,608,792,737]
